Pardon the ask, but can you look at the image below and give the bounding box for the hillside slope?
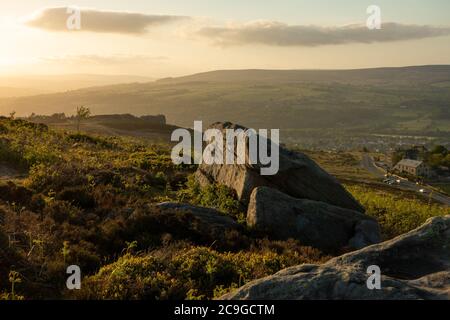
[1,66,449,136]
[158,65,450,85]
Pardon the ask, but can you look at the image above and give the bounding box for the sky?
[1,0,450,78]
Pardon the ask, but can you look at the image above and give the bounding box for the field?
[430,183,450,196]
[305,150,377,181]
[346,184,448,239]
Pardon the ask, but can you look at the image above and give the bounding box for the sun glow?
[0,57,18,66]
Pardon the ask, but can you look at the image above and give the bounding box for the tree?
[428,153,444,169]
[443,154,450,168]
[51,113,66,120]
[392,151,404,166]
[431,145,448,156]
[75,106,91,132]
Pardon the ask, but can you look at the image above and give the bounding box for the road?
[361,154,450,206]
[361,154,386,178]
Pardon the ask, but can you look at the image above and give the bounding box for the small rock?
[157,202,243,232]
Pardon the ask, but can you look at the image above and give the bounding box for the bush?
[78,243,328,300]
[0,139,27,169]
[0,124,8,134]
[43,200,83,224]
[97,205,249,254]
[0,182,33,206]
[177,175,244,222]
[78,254,187,300]
[8,119,48,132]
[25,163,87,193]
[67,133,114,149]
[56,186,96,209]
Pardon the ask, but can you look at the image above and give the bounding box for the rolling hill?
[158,65,450,86]
[0,66,449,138]
[0,74,154,98]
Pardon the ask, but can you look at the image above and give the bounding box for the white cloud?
[24,7,189,34]
[40,54,168,65]
[198,21,450,47]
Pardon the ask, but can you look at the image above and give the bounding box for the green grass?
[306,150,377,181]
[430,183,450,196]
[347,184,449,239]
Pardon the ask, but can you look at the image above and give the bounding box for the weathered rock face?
[222,216,450,300]
[247,187,380,252]
[195,122,364,212]
[157,202,243,234]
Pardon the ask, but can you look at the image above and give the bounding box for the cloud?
[24,7,188,34]
[40,54,168,65]
[198,21,450,47]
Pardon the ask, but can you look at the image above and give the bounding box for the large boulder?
[247,187,380,251]
[222,216,450,300]
[195,122,364,212]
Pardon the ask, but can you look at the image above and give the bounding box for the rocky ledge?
[222,216,450,300]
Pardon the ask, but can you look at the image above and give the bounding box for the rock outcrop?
[157,202,243,234]
[222,216,450,300]
[195,122,364,212]
[247,187,380,251]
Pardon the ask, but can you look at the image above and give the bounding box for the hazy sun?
[0,58,17,66]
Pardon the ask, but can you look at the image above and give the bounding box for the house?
[386,145,428,168]
[394,159,432,178]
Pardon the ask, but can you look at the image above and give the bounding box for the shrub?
[177,175,244,222]
[56,186,96,209]
[78,254,187,300]
[0,124,8,134]
[67,133,114,149]
[0,138,27,169]
[0,182,33,206]
[25,163,87,193]
[43,200,83,224]
[347,184,449,239]
[78,243,329,300]
[8,119,48,132]
[129,151,174,171]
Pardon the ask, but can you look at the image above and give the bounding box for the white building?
[394,159,431,178]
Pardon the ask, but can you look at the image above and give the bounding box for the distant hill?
[0,74,154,97]
[1,66,449,138]
[158,65,450,86]
[0,87,46,98]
